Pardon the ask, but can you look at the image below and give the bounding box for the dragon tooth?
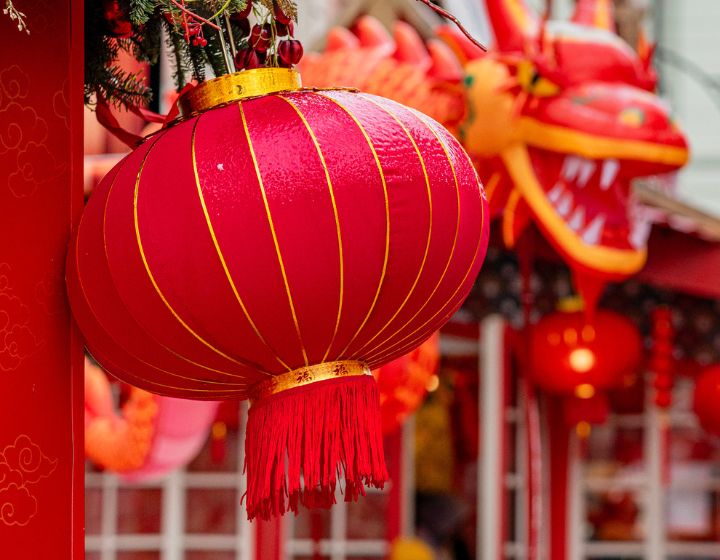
[548,183,564,204]
[556,192,573,217]
[600,159,620,191]
[563,156,581,182]
[577,159,596,188]
[582,214,605,245]
[629,218,652,249]
[568,207,585,231]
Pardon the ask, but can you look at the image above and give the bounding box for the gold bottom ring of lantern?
[248,360,373,403]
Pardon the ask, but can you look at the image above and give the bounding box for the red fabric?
[68,89,489,396]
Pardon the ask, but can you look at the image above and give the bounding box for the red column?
[255,517,284,560]
[548,397,570,560]
[0,1,84,558]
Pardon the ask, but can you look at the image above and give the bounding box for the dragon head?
[455,0,689,279]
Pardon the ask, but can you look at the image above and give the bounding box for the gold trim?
[350,95,433,357]
[191,114,287,373]
[249,360,371,402]
[239,102,309,366]
[360,109,461,358]
[365,147,487,365]
[315,92,390,360]
[133,138,262,371]
[278,95,345,363]
[179,68,302,117]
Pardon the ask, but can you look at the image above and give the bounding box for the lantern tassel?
[244,374,388,520]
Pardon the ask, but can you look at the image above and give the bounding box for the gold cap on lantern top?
[178,68,303,117]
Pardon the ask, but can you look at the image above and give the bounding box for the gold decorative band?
[249,360,372,402]
[179,68,302,117]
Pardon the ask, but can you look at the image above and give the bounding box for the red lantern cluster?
[68,69,489,519]
[529,307,643,399]
[650,307,674,409]
[693,365,720,437]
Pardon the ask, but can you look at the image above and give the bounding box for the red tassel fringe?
[244,375,388,520]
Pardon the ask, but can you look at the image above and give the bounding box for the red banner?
[0,1,84,557]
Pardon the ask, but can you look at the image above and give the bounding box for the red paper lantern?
[529,305,642,397]
[693,365,720,437]
[374,332,440,434]
[68,69,489,519]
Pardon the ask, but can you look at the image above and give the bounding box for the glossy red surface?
[68,87,489,399]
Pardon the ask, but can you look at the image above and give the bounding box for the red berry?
[250,24,271,52]
[235,47,261,70]
[278,39,303,65]
[273,1,292,25]
[276,20,294,37]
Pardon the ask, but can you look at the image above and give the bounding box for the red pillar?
[0,1,84,557]
[548,397,570,560]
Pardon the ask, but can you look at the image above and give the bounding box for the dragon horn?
[571,0,616,32]
[354,16,394,50]
[484,0,539,52]
[392,21,431,69]
[325,26,360,52]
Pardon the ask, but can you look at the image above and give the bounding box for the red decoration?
[374,333,440,434]
[67,70,489,519]
[103,0,132,38]
[529,305,642,397]
[693,365,720,437]
[84,358,218,480]
[650,306,674,409]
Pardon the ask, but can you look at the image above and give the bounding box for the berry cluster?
[231,0,304,70]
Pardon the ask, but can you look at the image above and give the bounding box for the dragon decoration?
[301,0,690,308]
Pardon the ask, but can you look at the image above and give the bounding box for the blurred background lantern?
[84,358,218,481]
[693,365,720,437]
[374,332,440,434]
[68,68,489,519]
[528,300,643,399]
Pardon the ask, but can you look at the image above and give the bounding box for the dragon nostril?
[619,107,645,127]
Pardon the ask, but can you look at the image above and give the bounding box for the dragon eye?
[517,60,560,97]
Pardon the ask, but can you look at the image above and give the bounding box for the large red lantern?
[68,69,489,519]
[693,366,720,437]
[374,333,440,434]
[529,304,642,398]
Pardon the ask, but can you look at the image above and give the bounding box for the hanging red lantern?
[693,365,720,437]
[374,332,440,434]
[67,68,489,519]
[528,303,642,398]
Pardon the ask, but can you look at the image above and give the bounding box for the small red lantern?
[693,365,720,437]
[68,69,489,519]
[529,303,642,398]
[374,332,440,434]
